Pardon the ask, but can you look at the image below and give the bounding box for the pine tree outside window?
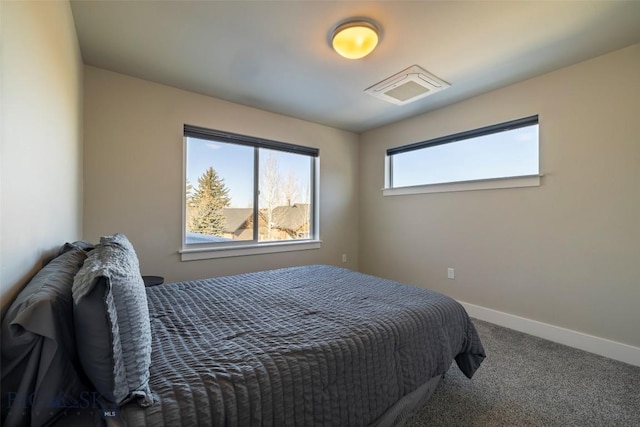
[181,125,320,260]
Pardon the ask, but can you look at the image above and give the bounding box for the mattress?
[119,265,485,426]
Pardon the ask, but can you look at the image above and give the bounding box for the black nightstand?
[142,275,165,287]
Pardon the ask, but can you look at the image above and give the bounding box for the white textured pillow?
[73,233,153,407]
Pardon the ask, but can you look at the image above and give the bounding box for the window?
[181,125,319,260]
[385,115,540,195]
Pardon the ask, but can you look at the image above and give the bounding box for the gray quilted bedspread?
[120,265,485,426]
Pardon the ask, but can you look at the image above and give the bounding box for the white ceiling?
[70,1,640,133]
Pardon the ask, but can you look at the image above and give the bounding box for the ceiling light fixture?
[331,19,380,59]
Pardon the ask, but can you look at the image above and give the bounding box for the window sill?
[179,240,322,261]
[383,174,542,196]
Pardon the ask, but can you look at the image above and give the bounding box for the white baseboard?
[458,301,640,368]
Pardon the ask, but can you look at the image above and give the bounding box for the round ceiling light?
[331,20,379,59]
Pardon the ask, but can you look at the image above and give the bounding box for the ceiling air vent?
[365,65,450,105]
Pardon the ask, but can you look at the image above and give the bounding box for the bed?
[1,235,485,427]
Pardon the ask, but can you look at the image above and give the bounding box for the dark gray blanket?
[120,265,485,426]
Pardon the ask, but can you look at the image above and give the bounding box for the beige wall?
[359,44,640,348]
[83,66,359,282]
[0,1,83,309]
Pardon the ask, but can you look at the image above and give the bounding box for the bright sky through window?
[187,139,311,208]
[390,121,539,188]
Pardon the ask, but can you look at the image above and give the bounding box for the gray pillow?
[57,240,95,256]
[72,233,153,407]
[1,247,90,427]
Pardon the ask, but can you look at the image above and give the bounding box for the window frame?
[180,125,321,261]
[384,115,541,196]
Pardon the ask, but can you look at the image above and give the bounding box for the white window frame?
[384,115,542,196]
[180,125,321,261]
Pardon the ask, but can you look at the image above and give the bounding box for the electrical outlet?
[447,268,455,280]
[342,254,347,263]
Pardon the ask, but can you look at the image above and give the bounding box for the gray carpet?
[405,319,640,426]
